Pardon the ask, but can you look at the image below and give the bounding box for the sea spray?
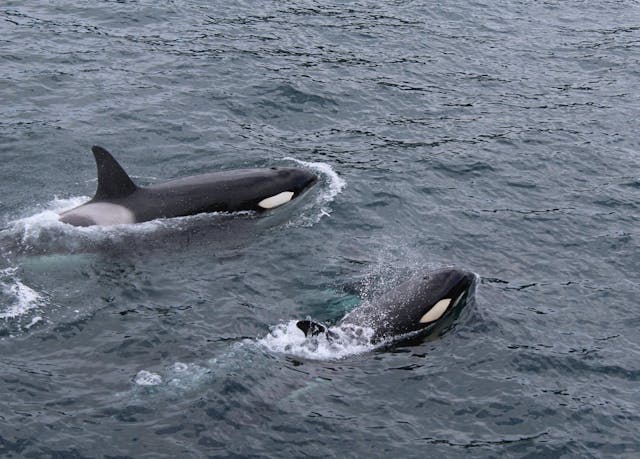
[283,157,346,224]
[258,320,376,360]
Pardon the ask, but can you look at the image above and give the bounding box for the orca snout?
[448,268,475,290]
[424,268,475,289]
[442,268,476,298]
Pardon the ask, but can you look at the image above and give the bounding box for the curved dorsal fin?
[91,145,137,201]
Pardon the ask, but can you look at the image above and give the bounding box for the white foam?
[2,196,249,255]
[283,157,346,222]
[133,362,211,391]
[6,196,85,241]
[25,316,43,329]
[134,370,162,386]
[0,267,45,320]
[8,196,167,236]
[11,196,254,232]
[258,320,376,360]
[166,362,211,389]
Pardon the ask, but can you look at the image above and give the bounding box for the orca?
[297,267,477,345]
[59,146,318,227]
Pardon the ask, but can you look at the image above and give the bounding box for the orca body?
[59,146,318,227]
[297,268,476,345]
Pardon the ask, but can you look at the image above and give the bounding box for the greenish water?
[1,1,640,457]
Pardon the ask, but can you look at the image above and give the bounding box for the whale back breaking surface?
[59,145,318,226]
[131,167,315,220]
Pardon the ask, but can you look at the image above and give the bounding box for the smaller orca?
[297,267,477,345]
[59,146,318,227]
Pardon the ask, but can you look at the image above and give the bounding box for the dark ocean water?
[1,1,640,457]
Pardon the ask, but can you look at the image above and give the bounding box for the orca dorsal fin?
[91,145,137,201]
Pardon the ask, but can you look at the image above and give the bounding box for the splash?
[258,320,377,360]
[0,196,258,256]
[0,267,45,322]
[8,196,88,245]
[6,196,178,241]
[283,157,346,223]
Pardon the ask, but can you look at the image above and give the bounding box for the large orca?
[297,267,477,345]
[59,146,318,227]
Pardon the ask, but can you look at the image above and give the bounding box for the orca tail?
[296,320,327,337]
[91,145,138,201]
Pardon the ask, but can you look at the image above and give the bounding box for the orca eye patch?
[419,298,452,324]
[258,191,294,209]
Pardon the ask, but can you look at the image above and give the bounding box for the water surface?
[1,1,639,457]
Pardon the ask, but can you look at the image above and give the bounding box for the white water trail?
[0,267,45,321]
[258,320,377,360]
[7,196,176,241]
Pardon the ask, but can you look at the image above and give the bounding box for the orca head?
[412,267,476,330]
[368,267,476,341]
[256,167,318,210]
[338,267,477,344]
[273,167,318,197]
[294,268,477,348]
